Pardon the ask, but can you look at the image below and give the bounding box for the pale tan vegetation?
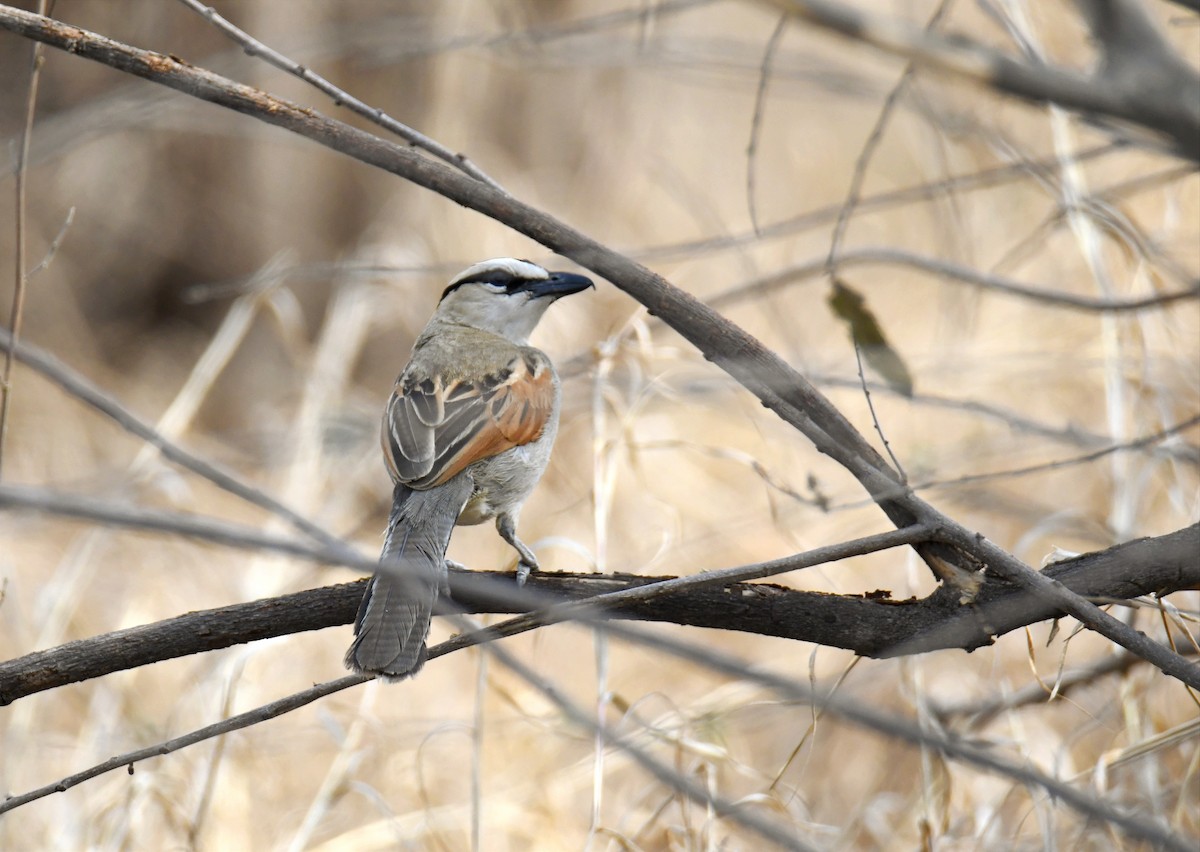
[0,1,1197,850]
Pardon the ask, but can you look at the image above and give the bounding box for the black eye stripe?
[440,266,547,301]
[441,260,552,303]
[462,270,517,288]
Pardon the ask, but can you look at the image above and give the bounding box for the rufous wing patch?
[382,353,554,489]
[491,354,554,446]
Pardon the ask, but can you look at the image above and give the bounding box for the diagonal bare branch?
[0,326,353,556]
[0,3,1196,686]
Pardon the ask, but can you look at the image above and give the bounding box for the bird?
[344,257,593,680]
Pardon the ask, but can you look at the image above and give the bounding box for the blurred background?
[0,0,1197,849]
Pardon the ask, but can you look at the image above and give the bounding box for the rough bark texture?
[3,524,1195,705]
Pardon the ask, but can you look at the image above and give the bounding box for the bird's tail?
[344,477,473,679]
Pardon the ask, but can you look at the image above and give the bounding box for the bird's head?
[436,258,593,341]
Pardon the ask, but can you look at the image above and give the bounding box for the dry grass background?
[0,1,1197,849]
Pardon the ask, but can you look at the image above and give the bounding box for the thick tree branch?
[765,0,1200,158]
[3,524,1195,706]
[6,602,1192,850]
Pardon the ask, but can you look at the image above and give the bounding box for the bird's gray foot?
[515,558,539,587]
[497,513,539,586]
[441,558,466,596]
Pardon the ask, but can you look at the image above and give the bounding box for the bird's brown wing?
[382,352,555,489]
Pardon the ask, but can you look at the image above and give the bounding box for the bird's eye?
[480,281,509,293]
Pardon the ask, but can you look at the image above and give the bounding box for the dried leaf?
[828,277,914,397]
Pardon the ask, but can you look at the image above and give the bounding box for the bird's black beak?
[527,271,594,299]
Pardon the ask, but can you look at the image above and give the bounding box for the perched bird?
[345,257,593,679]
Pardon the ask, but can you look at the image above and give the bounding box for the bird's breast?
[454,432,555,526]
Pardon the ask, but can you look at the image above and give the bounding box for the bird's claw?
[515,560,537,587]
[442,558,467,597]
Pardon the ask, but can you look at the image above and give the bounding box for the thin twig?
[853,337,907,481]
[638,142,1123,263]
[746,15,787,236]
[565,371,1197,469]
[820,0,951,475]
[0,0,48,479]
[823,411,1200,512]
[988,164,1198,287]
[26,205,74,279]
[0,483,378,572]
[584,617,1193,851]
[186,656,245,847]
[0,326,354,556]
[902,413,1200,496]
[173,0,506,191]
[930,648,1195,724]
[190,175,1184,318]
[631,439,826,508]
[0,674,366,815]
[707,248,1200,314]
[764,0,1200,157]
[460,616,818,851]
[824,0,952,269]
